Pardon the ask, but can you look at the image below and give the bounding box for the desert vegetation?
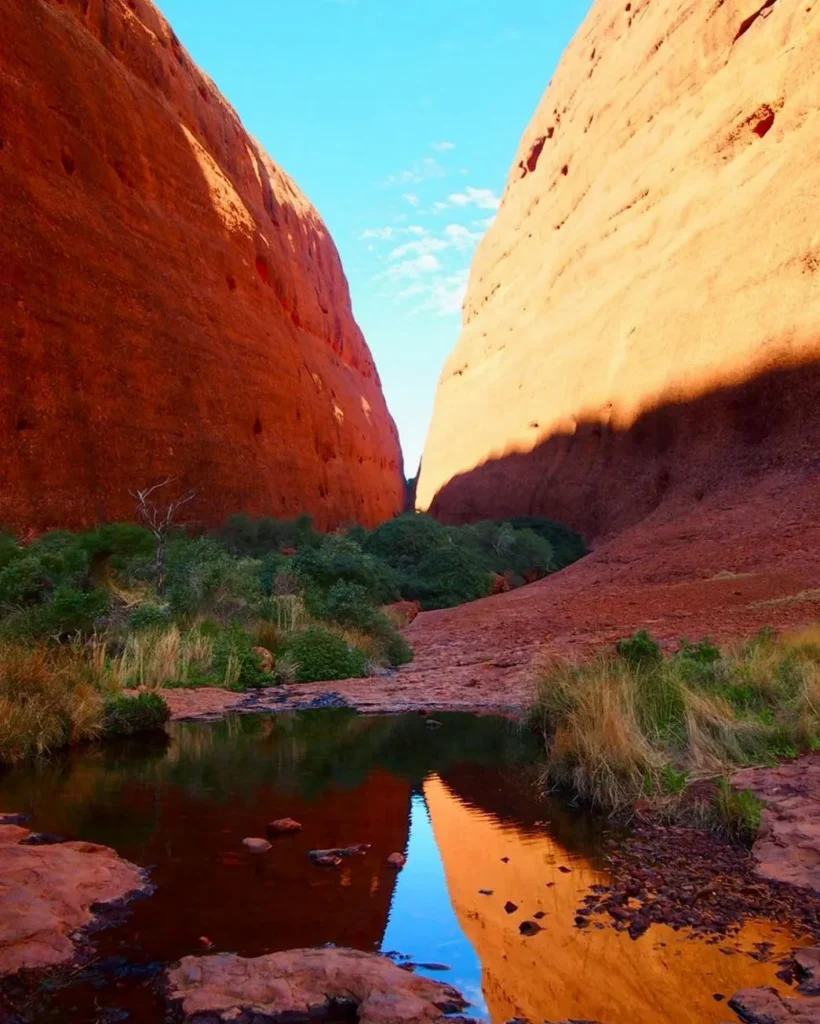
[531,627,820,838]
[0,502,584,763]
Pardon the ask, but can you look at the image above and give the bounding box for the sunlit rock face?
[0,0,403,533]
[417,0,820,539]
[423,774,803,1024]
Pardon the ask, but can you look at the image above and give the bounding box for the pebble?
[242,838,271,854]
[267,818,302,835]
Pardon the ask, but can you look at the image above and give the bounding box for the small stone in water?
[267,818,302,835]
[313,854,343,867]
[242,838,271,854]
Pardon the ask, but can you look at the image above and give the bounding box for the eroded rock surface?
[0,824,146,975]
[729,986,820,1023]
[166,947,475,1023]
[418,0,820,540]
[733,756,820,892]
[0,0,403,532]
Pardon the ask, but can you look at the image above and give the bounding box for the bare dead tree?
[131,478,197,595]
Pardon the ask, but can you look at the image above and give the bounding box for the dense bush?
[0,509,587,751]
[212,622,272,690]
[404,545,493,610]
[284,625,369,682]
[103,692,170,737]
[128,602,172,632]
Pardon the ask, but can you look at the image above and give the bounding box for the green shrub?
[103,692,170,737]
[404,546,492,610]
[166,538,262,619]
[285,625,368,682]
[0,533,20,571]
[616,630,663,669]
[713,778,763,843]
[325,581,379,631]
[0,556,49,606]
[128,603,172,632]
[504,516,588,568]
[378,621,414,667]
[295,537,399,604]
[363,513,447,571]
[212,622,271,690]
[219,513,322,557]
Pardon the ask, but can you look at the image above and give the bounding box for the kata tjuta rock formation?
[417,0,820,539]
[0,0,403,533]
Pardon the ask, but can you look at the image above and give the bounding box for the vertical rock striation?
[0,0,403,532]
[417,0,820,539]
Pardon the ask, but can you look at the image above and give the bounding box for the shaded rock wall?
[0,0,404,533]
[417,0,820,539]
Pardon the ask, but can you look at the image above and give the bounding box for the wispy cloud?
[402,192,421,207]
[430,141,455,152]
[434,186,500,212]
[443,223,482,250]
[383,157,446,186]
[378,253,443,281]
[388,236,449,261]
[359,227,396,241]
[422,269,470,316]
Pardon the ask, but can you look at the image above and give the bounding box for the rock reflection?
[424,773,808,1024]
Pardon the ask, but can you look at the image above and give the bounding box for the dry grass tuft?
[0,643,106,762]
[531,629,820,816]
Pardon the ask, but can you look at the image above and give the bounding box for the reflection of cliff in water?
[424,774,807,1024]
[0,717,413,958]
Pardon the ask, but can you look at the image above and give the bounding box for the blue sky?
[159,0,592,475]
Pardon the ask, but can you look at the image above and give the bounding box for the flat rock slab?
[730,986,820,1023]
[0,824,147,975]
[167,947,477,1023]
[734,755,820,892]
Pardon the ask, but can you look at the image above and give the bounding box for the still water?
[0,711,806,1023]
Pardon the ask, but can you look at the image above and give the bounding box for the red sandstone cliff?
[417,0,820,539]
[0,0,404,533]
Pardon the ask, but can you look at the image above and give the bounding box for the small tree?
[131,479,196,595]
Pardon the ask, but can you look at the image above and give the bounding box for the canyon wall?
[0,0,404,533]
[417,0,820,539]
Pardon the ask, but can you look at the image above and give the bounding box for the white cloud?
[431,141,455,151]
[407,225,427,236]
[443,223,481,250]
[473,216,496,231]
[402,192,421,207]
[423,269,470,316]
[445,186,500,210]
[396,283,427,301]
[383,157,446,186]
[359,227,395,240]
[388,236,449,261]
[377,253,442,281]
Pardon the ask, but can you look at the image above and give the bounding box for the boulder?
[166,947,477,1023]
[253,647,275,673]
[387,852,407,869]
[0,824,147,975]
[382,601,421,627]
[0,0,404,533]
